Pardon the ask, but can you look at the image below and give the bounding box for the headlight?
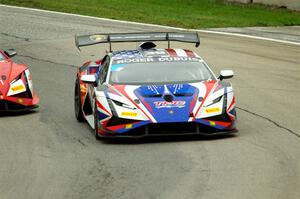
[111,99,136,110]
[205,95,223,107]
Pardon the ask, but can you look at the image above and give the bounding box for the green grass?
[1,0,300,28]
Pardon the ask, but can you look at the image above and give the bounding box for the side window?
[100,56,110,84]
[97,56,106,77]
[0,52,6,61]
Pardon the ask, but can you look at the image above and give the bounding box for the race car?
[0,49,39,112]
[74,32,237,138]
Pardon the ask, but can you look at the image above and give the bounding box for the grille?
[148,122,198,134]
[0,100,26,111]
[205,112,231,122]
[106,116,137,127]
[118,126,146,136]
[107,122,223,137]
[13,91,32,98]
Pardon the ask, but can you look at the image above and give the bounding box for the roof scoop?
[138,42,156,50]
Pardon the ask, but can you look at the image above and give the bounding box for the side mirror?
[4,49,17,58]
[81,75,96,84]
[218,70,234,81]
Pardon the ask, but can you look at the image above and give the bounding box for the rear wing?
[75,32,200,51]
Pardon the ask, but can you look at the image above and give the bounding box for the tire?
[74,78,85,122]
[94,103,101,140]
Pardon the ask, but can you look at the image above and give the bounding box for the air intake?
[139,42,156,50]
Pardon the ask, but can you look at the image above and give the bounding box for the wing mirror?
[4,49,17,58]
[218,70,234,80]
[81,75,96,84]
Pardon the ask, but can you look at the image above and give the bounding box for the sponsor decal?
[157,57,199,62]
[205,107,220,113]
[7,80,26,96]
[154,101,185,109]
[144,51,167,56]
[11,85,25,92]
[115,57,154,64]
[114,57,200,64]
[121,112,138,117]
[89,34,106,42]
[125,124,133,129]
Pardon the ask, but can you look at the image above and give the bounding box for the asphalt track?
[0,6,299,199]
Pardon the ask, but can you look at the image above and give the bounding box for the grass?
[1,0,300,28]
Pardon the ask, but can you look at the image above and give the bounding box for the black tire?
[94,103,101,140]
[74,78,85,122]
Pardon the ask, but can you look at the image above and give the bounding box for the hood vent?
[163,94,173,102]
[173,92,194,97]
[142,94,162,98]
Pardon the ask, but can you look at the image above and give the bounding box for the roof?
[111,48,201,61]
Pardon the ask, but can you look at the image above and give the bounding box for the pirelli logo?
[205,107,220,113]
[121,112,137,117]
[12,85,25,91]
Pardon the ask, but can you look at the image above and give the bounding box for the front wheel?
[74,78,85,122]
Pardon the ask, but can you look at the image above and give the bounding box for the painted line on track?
[1,4,300,46]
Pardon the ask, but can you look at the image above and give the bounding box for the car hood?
[133,84,199,122]
[106,80,230,123]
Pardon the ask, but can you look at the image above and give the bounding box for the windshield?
[109,60,215,85]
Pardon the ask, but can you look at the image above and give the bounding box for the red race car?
[0,49,39,112]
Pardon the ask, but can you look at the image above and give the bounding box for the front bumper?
[0,100,39,112]
[98,121,237,138]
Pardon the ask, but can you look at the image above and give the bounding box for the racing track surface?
[0,6,299,199]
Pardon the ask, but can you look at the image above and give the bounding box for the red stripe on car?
[166,49,177,57]
[184,49,196,57]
